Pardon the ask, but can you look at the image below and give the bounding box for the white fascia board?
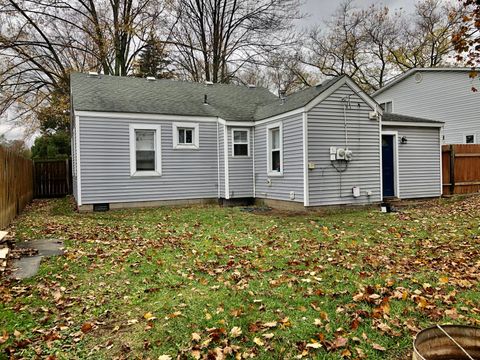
[75,111,218,122]
[382,121,444,128]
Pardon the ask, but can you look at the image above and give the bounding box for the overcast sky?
[300,0,417,28]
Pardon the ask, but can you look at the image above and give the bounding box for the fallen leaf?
[253,337,264,346]
[230,326,242,338]
[372,343,386,351]
[81,322,93,333]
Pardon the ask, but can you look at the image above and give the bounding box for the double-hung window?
[267,122,283,176]
[232,129,250,157]
[129,124,161,176]
[173,122,199,149]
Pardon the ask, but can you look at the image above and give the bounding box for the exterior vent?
[146,76,156,81]
[88,71,98,76]
[93,203,109,212]
[247,84,256,88]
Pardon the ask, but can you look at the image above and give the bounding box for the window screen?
[135,129,156,171]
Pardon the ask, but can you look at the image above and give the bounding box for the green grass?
[1,196,480,359]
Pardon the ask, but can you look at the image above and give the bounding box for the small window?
[465,134,475,144]
[173,122,199,148]
[129,124,161,177]
[380,101,393,113]
[178,128,194,144]
[267,123,283,176]
[232,129,249,157]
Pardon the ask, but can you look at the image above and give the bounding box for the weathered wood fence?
[0,146,34,229]
[442,144,480,195]
[34,159,72,198]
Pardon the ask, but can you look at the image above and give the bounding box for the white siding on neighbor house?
[227,126,254,198]
[307,84,382,206]
[374,71,480,144]
[383,125,441,199]
[254,113,304,203]
[218,124,225,198]
[78,116,218,204]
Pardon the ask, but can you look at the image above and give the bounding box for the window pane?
[185,129,193,144]
[179,129,185,143]
[466,135,475,144]
[272,150,281,172]
[234,144,248,156]
[234,130,247,142]
[271,128,280,149]
[136,150,155,171]
[136,130,155,150]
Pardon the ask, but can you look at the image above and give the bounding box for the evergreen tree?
[135,35,174,79]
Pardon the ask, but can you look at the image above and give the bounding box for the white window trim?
[231,128,250,157]
[382,131,400,199]
[172,122,199,149]
[266,122,283,177]
[129,124,162,177]
[463,133,476,144]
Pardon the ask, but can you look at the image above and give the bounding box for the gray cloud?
[299,0,417,28]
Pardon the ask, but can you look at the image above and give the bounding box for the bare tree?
[389,0,466,70]
[170,0,302,83]
[302,0,467,93]
[0,0,168,129]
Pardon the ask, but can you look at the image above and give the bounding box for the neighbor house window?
[173,122,199,149]
[232,129,250,157]
[267,122,283,176]
[465,134,476,144]
[129,124,161,177]
[380,101,393,113]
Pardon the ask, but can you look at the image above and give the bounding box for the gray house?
[373,67,479,144]
[70,73,443,211]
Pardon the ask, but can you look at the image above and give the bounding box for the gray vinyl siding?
[218,124,225,198]
[383,125,441,199]
[374,71,480,144]
[227,126,254,198]
[307,84,382,206]
[78,116,218,204]
[254,113,304,203]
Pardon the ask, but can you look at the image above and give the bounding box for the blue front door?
[382,135,395,197]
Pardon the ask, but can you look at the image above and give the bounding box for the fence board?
[442,144,480,195]
[0,146,34,229]
[34,159,72,198]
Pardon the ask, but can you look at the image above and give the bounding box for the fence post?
[449,145,455,195]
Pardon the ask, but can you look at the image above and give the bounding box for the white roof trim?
[304,76,380,112]
[75,111,219,122]
[373,67,475,97]
[382,120,443,128]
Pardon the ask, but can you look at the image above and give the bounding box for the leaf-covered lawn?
[1,196,480,359]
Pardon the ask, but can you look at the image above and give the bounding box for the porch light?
[401,136,408,144]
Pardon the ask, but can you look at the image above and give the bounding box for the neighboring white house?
[373,67,480,144]
[70,73,443,211]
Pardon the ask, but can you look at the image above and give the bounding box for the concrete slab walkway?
[9,239,64,280]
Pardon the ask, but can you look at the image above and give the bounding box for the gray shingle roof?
[383,113,444,124]
[70,73,344,121]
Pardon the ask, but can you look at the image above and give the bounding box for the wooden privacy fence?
[0,146,34,229]
[442,144,480,195]
[34,159,72,198]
